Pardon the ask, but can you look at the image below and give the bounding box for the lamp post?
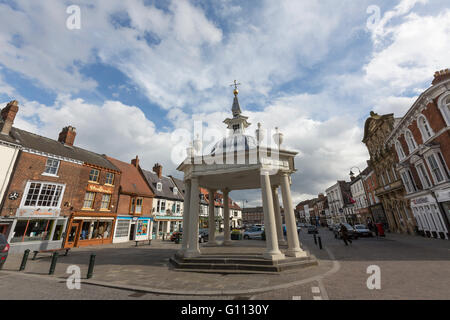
[349,167,375,225]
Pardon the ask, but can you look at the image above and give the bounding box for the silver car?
[243,226,264,239]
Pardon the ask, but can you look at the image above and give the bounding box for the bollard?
[313,233,317,245]
[48,252,59,275]
[19,249,30,271]
[87,253,96,279]
[318,236,323,250]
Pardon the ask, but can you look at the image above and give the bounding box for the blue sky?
[0,0,449,205]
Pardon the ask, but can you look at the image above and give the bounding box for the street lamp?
[349,166,376,225]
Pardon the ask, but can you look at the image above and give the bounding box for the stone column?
[260,170,285,261]
[185,177,201,257]
[206,189,217,246]
[179,179,191,256]
[223,189,232,246]
[272,186,287,246]
[280,173,306,258]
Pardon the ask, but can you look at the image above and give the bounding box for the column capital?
[271,185,279,191]
[221,188,230,195]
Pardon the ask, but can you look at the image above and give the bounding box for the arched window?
[404,130,417,153]
[395,141,406,160]
[417,115,434,142]
[437,93,450,126]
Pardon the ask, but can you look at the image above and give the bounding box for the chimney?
[432,69,450,86]
[58,126,77,146]
[131,155,139,168]
[153,163,162,178]
[1,100,19,136]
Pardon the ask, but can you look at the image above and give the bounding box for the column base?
[262,251,285,261]
[184,249,201,258]
[223,240,233,246]
[278,239,288,246]
[285,248,307,258]
[175,249,187,258]
[205,240,219,247]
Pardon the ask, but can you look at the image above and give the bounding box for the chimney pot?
[58,126,77,146]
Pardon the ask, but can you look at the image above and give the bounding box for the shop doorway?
[65,221,81,248]
[129,223,136,241]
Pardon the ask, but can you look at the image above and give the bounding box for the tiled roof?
[0,126,119,171]
[141,169,183,201]
[106,157,154,197]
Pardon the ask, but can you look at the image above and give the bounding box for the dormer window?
[156,182,162,192]
[173,187,178,195]
[44,158,60,176]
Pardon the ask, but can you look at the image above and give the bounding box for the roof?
[141,169,183,201]
[0,126,119,171]
[106,157,154,197]
[169,176,186,200]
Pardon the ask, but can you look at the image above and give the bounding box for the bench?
[32,248,70,260]
[135,239,152,247]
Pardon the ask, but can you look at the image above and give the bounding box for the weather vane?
[230,80,241,95]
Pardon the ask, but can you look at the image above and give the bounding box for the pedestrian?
[340,224,352,246]
[374,223,379,238]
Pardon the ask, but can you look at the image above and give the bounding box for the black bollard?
[313,233,317,245]
[19,249,30,271]
[48,252,59,275]
[87,253,96,279]
[318,236,323,250]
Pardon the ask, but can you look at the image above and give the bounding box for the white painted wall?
[0,143,20,205]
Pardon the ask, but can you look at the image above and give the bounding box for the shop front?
[153,215,182,239]
[113,216,153,243]
[5,207,67,254]
[435,188,450,239]
[411,193,448,239]
[64,212,116,248]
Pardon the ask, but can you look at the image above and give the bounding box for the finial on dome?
[230,80,241,96]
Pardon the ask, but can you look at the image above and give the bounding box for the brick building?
[386,69,450,239]
[362,166,388,228]
[0,101,121,253]
[107,156,155,243]
[242,207,264,226]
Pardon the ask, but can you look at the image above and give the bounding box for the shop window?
[83,192,96,209]
[105,172,115,185]
[44,158,60,176]
[23,182,64,208]
[136,220,148,236]
[10,219,54,243]
[89,169,100,182]
[82,220,112,239]
[115,220,130,238]
[130,197,143,214]
[100,194,111,210]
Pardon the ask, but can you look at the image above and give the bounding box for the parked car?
[354,224,373,237]
[334,223,359,239]
[243,226,264,239]
[0,234,9,269]
[307,225,318,234]
[328,223,336,231]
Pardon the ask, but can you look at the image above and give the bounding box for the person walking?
[340,224,352,246]
[373,223,379,238]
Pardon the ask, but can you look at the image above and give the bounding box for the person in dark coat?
[373,223,379,238]
[340,224,352,246]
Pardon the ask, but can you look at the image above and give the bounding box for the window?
[156,182,162,191]
[173,187,178,195]
[392,167,398,181]
[176,202,180,213]
[100,194,111,210]
[395,141,406,160]
[130,197,143,214]
[160,200,166,212]
[437,93,450,126]
[386,170,391,183]
[427,154,445,184]
[405,130,417,153]
[44,158,60,175]
[23,182,64,208]
[415,162,432,189]
[418,116,434,142]
[10,219,55,243]
[105,172,115,185]
[52,219,65,241]
[400,170,416,194]
[83,192,96,209]
[115,219,130,238]
[89,169,100,182]
[436,152,450,179]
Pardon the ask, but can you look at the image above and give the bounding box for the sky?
[1,0,450,207]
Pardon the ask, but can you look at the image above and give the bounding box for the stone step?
[177,255,313,266]
[169,256,318,273]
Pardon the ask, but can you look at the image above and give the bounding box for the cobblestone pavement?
[1,229,449,299]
